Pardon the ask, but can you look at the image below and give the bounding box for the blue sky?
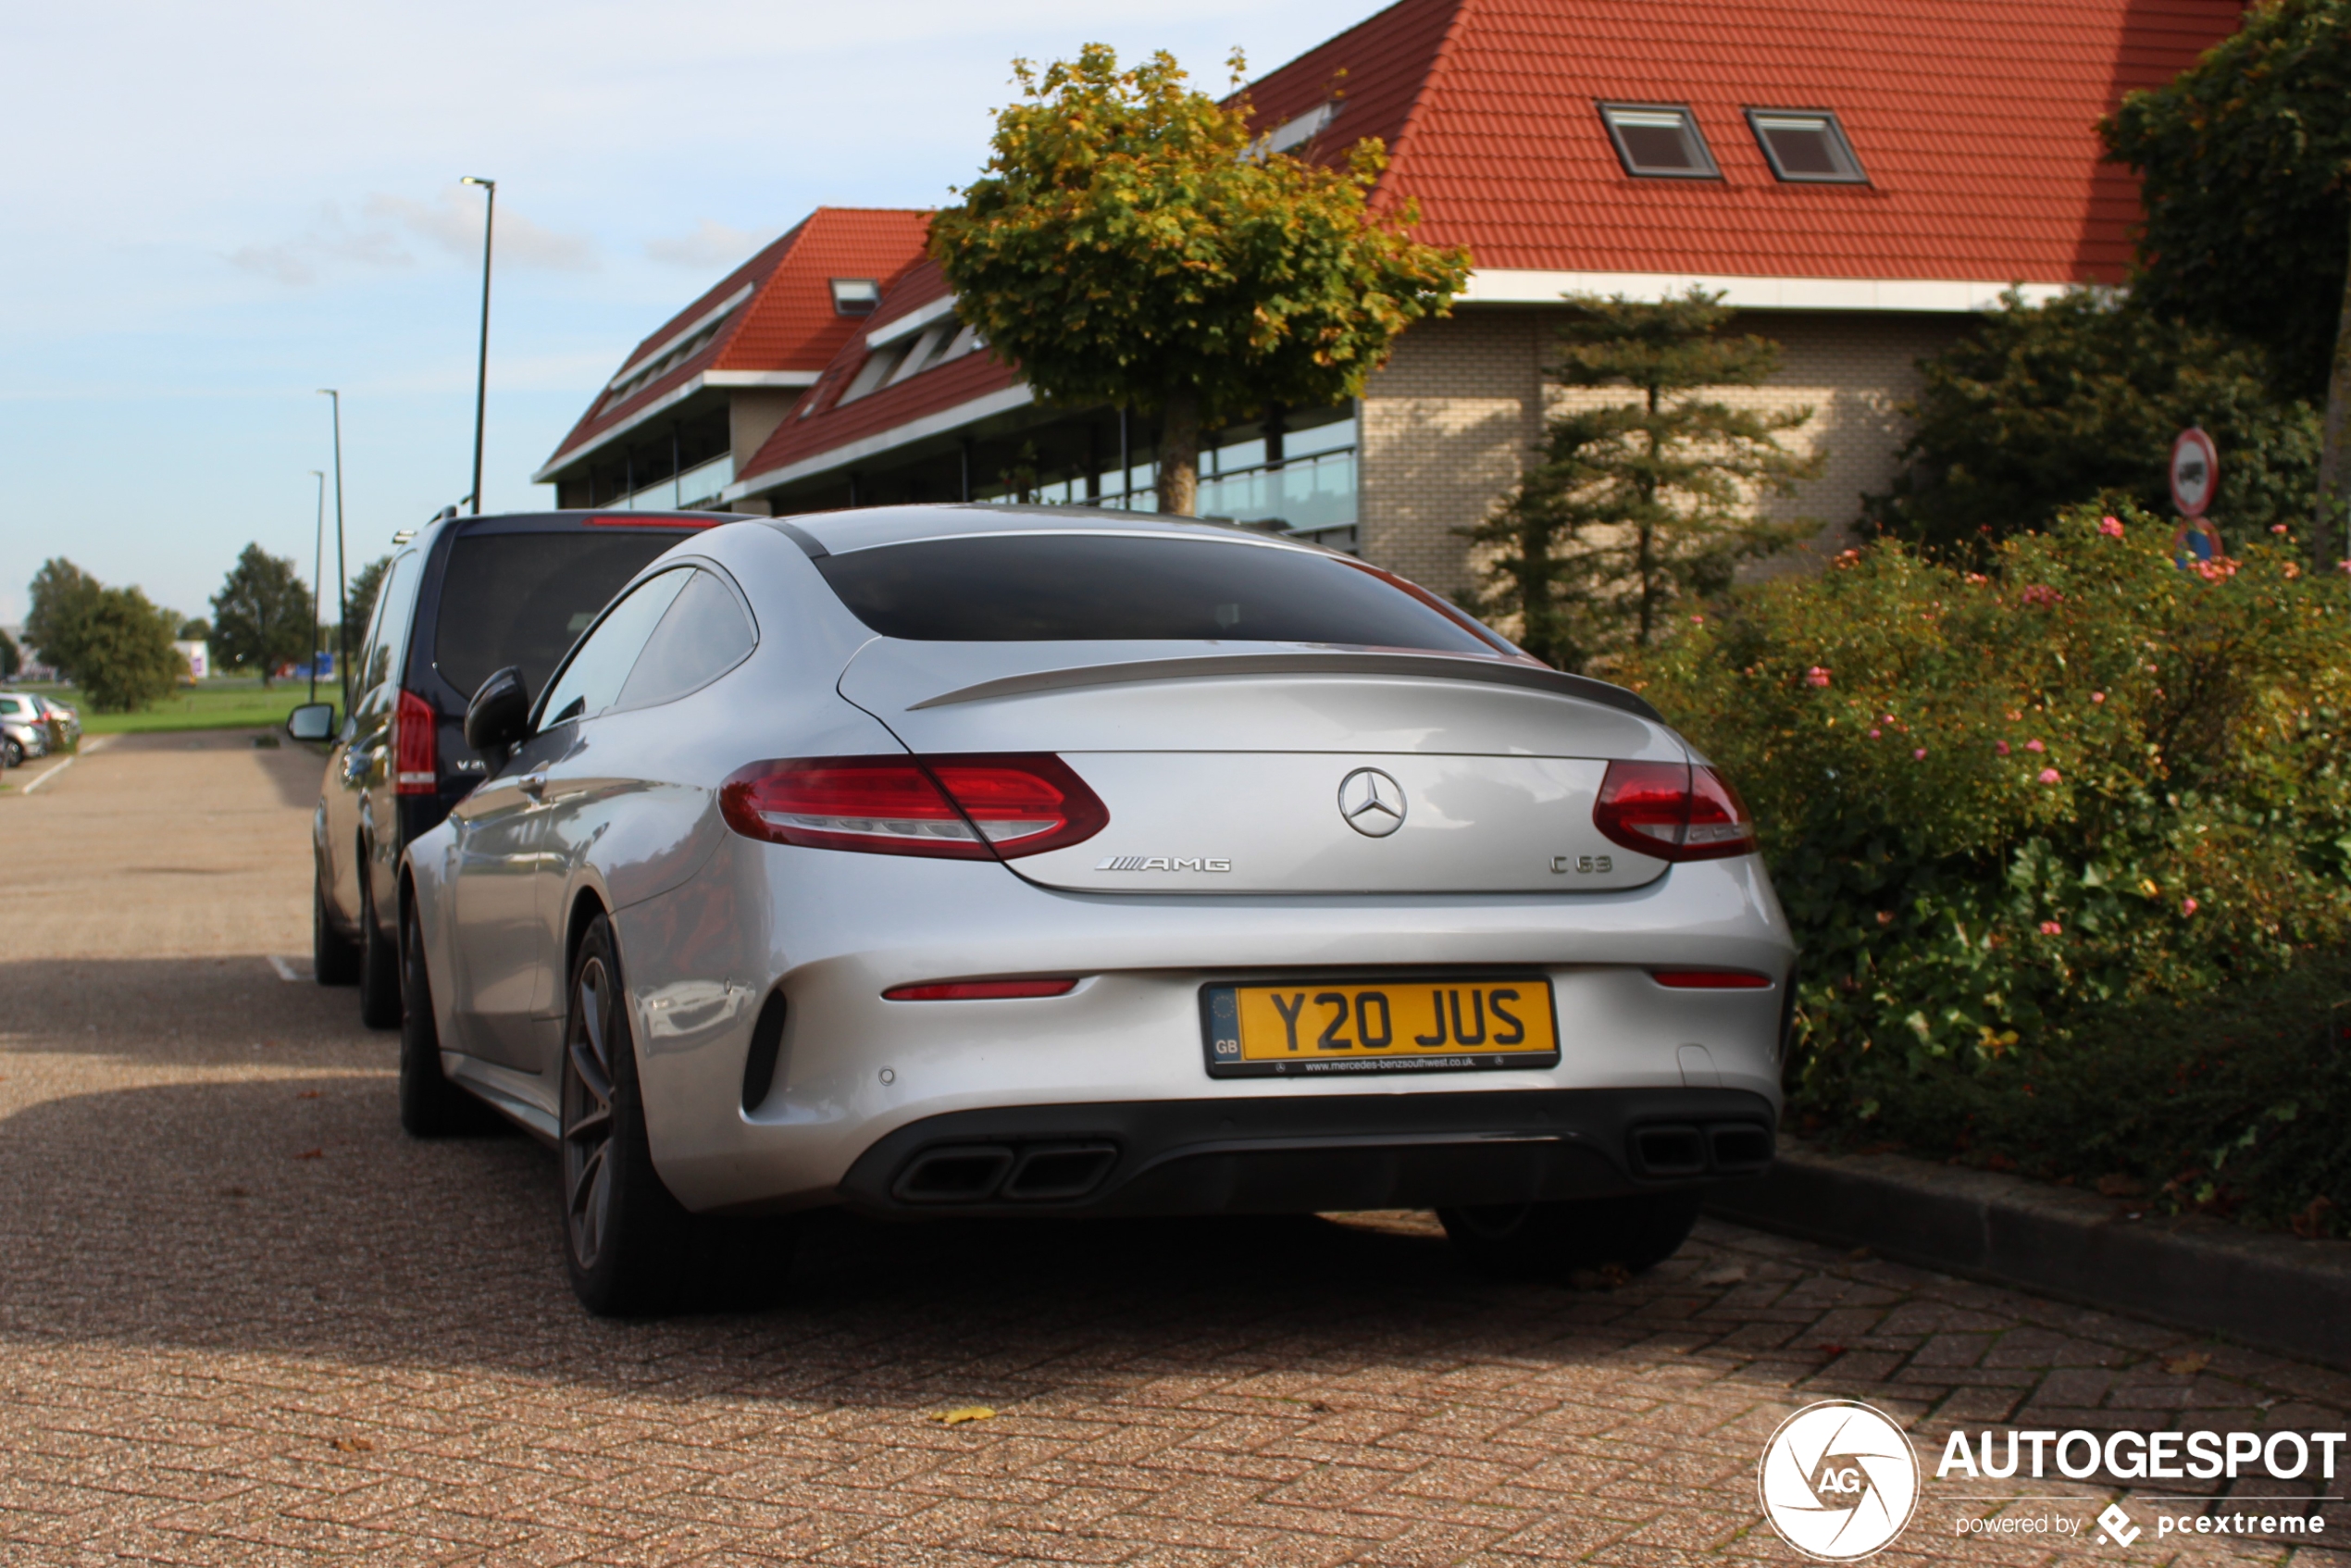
[0,0,1379,628]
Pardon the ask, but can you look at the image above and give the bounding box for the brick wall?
[1358,307,1969,600]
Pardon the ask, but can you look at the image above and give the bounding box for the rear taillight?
[395,689,438,796]
[719,754,1108,860]
[883,978,1078,1001]
[1593,760,1757,862]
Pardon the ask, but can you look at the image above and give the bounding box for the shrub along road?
[0,734,2340,1563]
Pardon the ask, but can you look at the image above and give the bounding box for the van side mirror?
[465,666,532,755]
[286,703,337,742]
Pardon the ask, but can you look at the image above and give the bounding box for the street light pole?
[308,469,326,705]
[317,389,348,715]
[461,176,496,516]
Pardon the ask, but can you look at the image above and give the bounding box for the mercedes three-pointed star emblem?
[1337,767,1407,838]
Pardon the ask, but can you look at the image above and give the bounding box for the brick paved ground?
[0,735,2344,1564]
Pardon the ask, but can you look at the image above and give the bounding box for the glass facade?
[975,404,1358,550]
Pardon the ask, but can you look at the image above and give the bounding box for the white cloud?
[228,201,412,285]
[645,218,769,269]
[366,190,596,272]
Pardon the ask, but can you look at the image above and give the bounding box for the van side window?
[538,568,692,728]
[616,570,755,711]
[359,553,420,695]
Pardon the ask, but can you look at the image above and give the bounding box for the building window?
[831,279,880,317]
[1598,104,1719,179]
[1745,109,1867,183]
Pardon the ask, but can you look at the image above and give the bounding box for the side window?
[538,568,693,728]
[360,552,419,695]
[616,570,755,711]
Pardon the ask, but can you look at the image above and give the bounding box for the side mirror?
[466,666,532,755]
[286,703,337,742]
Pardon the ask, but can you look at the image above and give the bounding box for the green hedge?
[1624,503,2351,1230]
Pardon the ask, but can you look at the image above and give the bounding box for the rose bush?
[1623,503,2351,1228]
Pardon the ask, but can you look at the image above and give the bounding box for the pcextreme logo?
[1758,1400,1922,1560]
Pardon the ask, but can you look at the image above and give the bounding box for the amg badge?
[1096,855,1233,873]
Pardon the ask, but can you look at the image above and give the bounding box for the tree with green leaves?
[1464,290,1819,673]
[74,588,184,712]
[177,616,210,641]
[2101,0,2351,548]
[0,628,19,681]
[24,558,104,681]
[1865,290,2320,557]
[930,44,1469,514]
[210,543,313,685]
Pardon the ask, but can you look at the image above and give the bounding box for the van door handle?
[518,770,549,800]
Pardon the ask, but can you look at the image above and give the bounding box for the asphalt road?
[0,731,2342,1565]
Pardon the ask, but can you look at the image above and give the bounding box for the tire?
[398,891,483,1138]
[1439,1189,1703,1280]
[561,915,695,1317]
[357,860,403,1029]
[314,868,361,987]
[4,739,20,768]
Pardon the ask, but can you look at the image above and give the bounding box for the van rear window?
[815,533,1501,653]
[434,531,687,700]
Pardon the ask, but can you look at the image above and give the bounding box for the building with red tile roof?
[564,0,2249,599]
[533,207,931,509]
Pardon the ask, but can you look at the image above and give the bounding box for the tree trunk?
[2315,203,2351,572]
[1156,392,1201,516]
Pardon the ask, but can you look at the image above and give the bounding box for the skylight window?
[1598,104,1719,179]
[831,279,881,317]
[1746,109,1867,183]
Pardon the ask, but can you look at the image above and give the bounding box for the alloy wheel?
[561,956,619,1272]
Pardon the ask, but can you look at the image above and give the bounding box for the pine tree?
[1465,290,1820,672]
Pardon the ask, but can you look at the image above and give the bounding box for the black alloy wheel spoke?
[563,955,619,1269]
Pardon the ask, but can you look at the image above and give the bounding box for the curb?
[1706,1139,2351,1371]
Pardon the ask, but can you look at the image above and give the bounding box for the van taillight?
[718,754,1108,860]
[395,689,439,795]
[1593,760,1757,862]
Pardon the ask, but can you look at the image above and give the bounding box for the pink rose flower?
[2099,516,2124,538]
[1996,740,2010,756]
[2037,767,2061,785]
[1869,728,1882,739]
[2183,898,2198,915]
[1806,666,1831,688]
[2091,692,2105,704]
[2039,921,2063,936]
[2025,739,2046,753]
[2272,524,2290,535]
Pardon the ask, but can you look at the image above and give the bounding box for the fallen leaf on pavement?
[931,1407,996,1425]
[2162,1351,2211,1376]
[1693,1263,1748,1286]
[296,1090,321,1100]
[330,1437,373,1453]
[292,1149,323,1160]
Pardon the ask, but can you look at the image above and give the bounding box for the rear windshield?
[815,533,1501,652]
[433,530,691,700]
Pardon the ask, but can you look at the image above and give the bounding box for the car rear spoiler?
[905,650,1664,722]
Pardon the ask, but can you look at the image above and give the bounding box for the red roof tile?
[735,257,1024,487]
[1245,0,2244,282]
[537,207,931,477]
[736,0,2245,489]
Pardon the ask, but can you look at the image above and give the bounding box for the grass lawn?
[28,679,332,735]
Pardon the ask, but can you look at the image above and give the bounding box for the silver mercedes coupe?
[400,505,1796,1314]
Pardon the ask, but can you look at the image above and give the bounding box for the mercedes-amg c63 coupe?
[398,505,1796,1314]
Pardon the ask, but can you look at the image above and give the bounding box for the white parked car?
[401,507,1797,1314]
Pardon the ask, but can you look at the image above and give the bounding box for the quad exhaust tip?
[891,1140,1120,1205]
[1629,1121,1773,1178]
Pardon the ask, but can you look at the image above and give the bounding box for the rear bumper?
[836,1087,1774,1219]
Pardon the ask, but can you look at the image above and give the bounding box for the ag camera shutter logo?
[1758,1400,1921,1560]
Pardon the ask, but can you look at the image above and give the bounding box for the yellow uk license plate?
[1200,978,1559,1077]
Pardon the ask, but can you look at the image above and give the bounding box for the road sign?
[2171,427,2218,517]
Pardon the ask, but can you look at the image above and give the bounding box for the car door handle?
[518,770,549,800]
